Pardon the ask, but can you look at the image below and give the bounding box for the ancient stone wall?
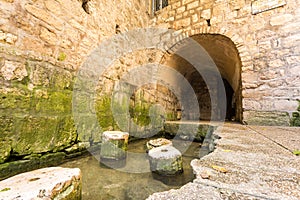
[0,0,150,170]
[151,0,300,125]
[95,49,180,138]
[1,0,300,179]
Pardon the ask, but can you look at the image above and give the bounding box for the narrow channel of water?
[60,138,201,200]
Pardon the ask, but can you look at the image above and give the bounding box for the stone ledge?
[0,167,81,200]
[243,110,290,126]
[147,124,300,200]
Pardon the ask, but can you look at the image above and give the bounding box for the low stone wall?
[164,121,218,142]
[0,143,89,181]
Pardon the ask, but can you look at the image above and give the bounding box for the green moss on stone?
[0,188,11,192]
[95,96,115,130]
[39,152,66,167]
[130,104,151,126]
[49,68,74,90]
[0,152,71,180]
[57,52,67,61]
[244,111,290,126]
[291,101,300,127]
[0,87,31,112]
[11,116,76,155]
[166,112,176,121]
[0,141,11,164]
[0,116,14,139]
[32,89,72,114]
[293,150,300,156]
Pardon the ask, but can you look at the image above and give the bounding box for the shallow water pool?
[60,138,201,200]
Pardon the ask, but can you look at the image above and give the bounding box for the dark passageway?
[160,34,242,122]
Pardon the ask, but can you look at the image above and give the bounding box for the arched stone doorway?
[161,33,242,122]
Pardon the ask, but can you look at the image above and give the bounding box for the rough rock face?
[148,145,183,176]
[0,167,81,200]
[0,0,150,169]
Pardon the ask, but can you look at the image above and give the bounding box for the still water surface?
[60,138,201,200]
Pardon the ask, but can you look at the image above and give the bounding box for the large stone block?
[270,14,293,26]
[0,167,81,200]
[0,87,31,111]
[24,4,64,31]
[164,122,217,141]
[0,60,27,81]
[148,145,183,176]
[243,111,290,126]
[100,131,129,160]
[11,116,76,155]
[173,17,191,28]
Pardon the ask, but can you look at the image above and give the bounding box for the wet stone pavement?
[148,123,300,200]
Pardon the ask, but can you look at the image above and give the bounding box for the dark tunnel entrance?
[161,34,242,122]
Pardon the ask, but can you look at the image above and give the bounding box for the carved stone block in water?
[146,138,172,151]
[148,145,183,176]
[100,131,129,160]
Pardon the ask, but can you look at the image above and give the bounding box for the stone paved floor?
[147,123,300,200]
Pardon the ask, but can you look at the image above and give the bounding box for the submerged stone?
[146,138,172,151]
[100,131,129,160]
[164,122,216,142]
[0,167,81,200]
[148,145,183,176]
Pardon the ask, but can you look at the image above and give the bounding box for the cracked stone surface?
[147,123,300,200]
[0,167,81,200]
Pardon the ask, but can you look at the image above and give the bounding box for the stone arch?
[186,25,253,71]
[161,29,246,121]
[190,33,243,121]
[188,26,253,122]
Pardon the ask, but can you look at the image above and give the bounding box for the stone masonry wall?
[1,0,299,179]
[0,0,150,170]
[151,0,300,126]
[95,49,180,139]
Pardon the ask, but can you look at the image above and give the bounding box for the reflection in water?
[60,138,201,200]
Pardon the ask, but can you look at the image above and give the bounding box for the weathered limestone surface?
[1,0,300,181]
[0,0,150,172]
[0,167,82,200]
[100,131,129,160]
[151,0,300,125]
[164,121,217,141]
[147,124,300,199]
[146,138,173,151]
[148,145,183,176]
[95,49,179,137]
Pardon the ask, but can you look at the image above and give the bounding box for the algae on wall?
[94,84,167,139]
[0,55,77,163]
[291,100,300,127]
